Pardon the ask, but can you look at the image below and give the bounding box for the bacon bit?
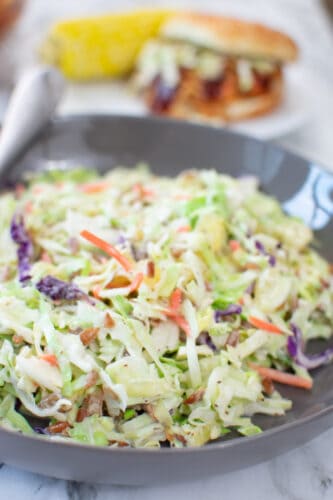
[80,230,133,272]
[244,262,259,270]
[229,239,241,252]
[41,251,52,263]
[40,353,58,367]
[320,278,330,289]
[77,389,104,422]
[79,181,111,193]
[171,248,183,258]
[109,440,130,448]
[249,363,313,390]
[146,261,155,278]
[12,335,24,344]
[47,421,70,434]
[132,183,155,198]
[248,316,283,335]
[174,433,187,445]
[262,377,275,396]
[39,393,60,409]
[165,430,187,445]
[238,297,245,305]
[85,370,99,388]
[169,288,182,312]
[226,330,240,347]
[176,225,191,233]
[183,388,205,405]
[104,313,115,328]
[144,403,158,422]
[80,327,99,346]
[76,407,87,423]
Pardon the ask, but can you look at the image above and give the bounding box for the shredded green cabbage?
[0,166,331,448]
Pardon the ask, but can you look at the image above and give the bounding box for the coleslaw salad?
[0,165,331,448]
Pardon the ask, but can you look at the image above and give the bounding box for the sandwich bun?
[161,12,298,62]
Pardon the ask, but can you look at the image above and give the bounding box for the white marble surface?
[2,427,333,500]
[0,1,333,498]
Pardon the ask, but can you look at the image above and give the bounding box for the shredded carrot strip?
[80,230,133,272]
[248,316,283,335]
[164,310,191,336]
[79,181,111,193]
[92,285,102,299]
[238,297,245,306]
[173,315,191,337]
[176,225,191,233]
[169,288,182,312]
[164,288,191,335]
[133,183,155,198]
[40,354,58,367]
[249,363,313,390]
[229,240,241,252]
[128,273,144,293]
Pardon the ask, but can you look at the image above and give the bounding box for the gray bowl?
[1,115,332,485]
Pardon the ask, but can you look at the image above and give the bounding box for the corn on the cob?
[40,9,174,80]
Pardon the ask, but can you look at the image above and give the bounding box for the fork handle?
[0,66,65,176]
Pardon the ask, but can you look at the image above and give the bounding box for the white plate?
[59,65,313,140]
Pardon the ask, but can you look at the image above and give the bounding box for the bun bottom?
[146,72,283,123]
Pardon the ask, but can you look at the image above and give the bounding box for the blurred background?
[0,0,333,163]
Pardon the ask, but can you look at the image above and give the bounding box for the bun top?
[161,12,298,62]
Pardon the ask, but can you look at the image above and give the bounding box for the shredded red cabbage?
[246,281,255,296]
[34,426,48,435]
[197,331,217,352]
[255,240,276,267]
[36,275,90,302]
[10,214,33,283]
[288,323,333,370]
[152,76,176,112]
[215,304,242,322]
[117,234,127,246]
